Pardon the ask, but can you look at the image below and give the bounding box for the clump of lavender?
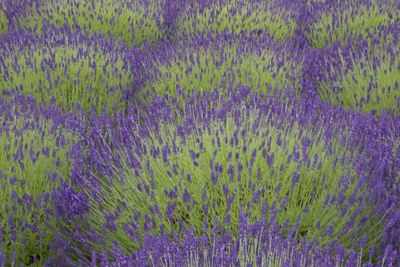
[298,0,400,113]
[0,26,135,119]
[0,92,87,266]
[4,0,165,48]
[50,85,399,266]
[138,34,304,125]
[174,0,297,44]
[317,38,400,117]
[1,0,400,266]
[306,0,398,51]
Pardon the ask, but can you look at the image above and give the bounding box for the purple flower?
[189,149,196,161]
[210,170,219,185]
[223,214,231,225]
[276,133,282,146]
[228,164,235,182]
[369,245,376,259]
[166,202,177,221]
[183,188,190,203]
[223,183,229,197]
[323,193,331,208]
[172,163,179,175]
[227,151,232,162]
[267,153,274,167]
[250,148,257,168]
[162,145,169,163]
[359,234,367,249]
[202,187,207,202]
[9,175,17,185]
[233,130,239,146]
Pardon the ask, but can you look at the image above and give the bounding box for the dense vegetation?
[0,0,399,266]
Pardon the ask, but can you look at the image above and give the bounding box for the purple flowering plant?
[0,26,135,119]
[316,38,400,117]
[0,93,87,265]
[137,35,305,121]
[3,0,164,48]
[172,0,296,44]
[306,0,398,50]
[67,85,395,266]
[1,0,400,266]
[302,0,400,117]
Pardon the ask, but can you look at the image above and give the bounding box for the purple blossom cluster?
[0,0,400,266]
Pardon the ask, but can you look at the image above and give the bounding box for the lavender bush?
[0,93,87,265]
[0,0,400,266]
[61,88,393,266]
[137,34,304,118]
[306,0,398,50]
[317,38,400,117]
[172,0,297,44]
[302,0,400,117]
[3,0,165,48]
[0,26,135,118]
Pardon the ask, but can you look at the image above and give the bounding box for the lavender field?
[0,0,400,266]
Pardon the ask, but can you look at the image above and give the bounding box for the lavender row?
[0,0,400,266]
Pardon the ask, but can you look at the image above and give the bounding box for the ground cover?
[0,0,400,266]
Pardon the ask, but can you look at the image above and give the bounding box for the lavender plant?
[0,28,134,118]
[52,87,396,266]
[1,0,400,266]
[152,225,349,267]
[138,36,304,125]
[317,40,400,117]
[7,0,164,48]
[306,0,398,51]
[171,233,366,267]
[174,0,296,44]
[0,94,84,266]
